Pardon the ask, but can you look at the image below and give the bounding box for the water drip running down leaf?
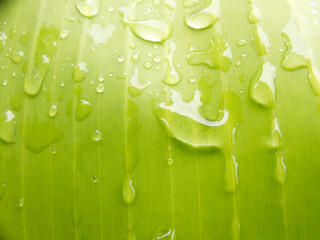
[0,0,320,239]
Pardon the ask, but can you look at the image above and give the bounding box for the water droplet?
[2,79,8,86]
[60,29,71,39]
[87,24,115,45]
[184,0,200,8]
[249,62,276,108]
[49,104,58,118]
[19,198,24,208]
[282,14,320,96]
[76,99,92,121]
[167,158,173,166]
[129,41,136,49]
[107,6,114,13]
[0,110,16,143]
[128,67,150,97]
[24,24,59,96]
[311,9,319,15]
[152,227,175,240]
[162,41,181,86]
[237,39,246,47]
[275,151,286,184]
[92,176,99,183]
[119,7,173,43]
[187,30,233,72]
[96,83,105,93]
[185,0,220,30]
[73,62,88,82]
[11,92,23,111]
[118,54,125,63]
[251,26,270,56]
[51,147,56,154]
[270,118,281,148]
[225,154,238,194]
[131,49,140,63]
[76,0,101,18]
[143,61,152,69]
[248,5,262,23]
[92,129,102,141]
[122,176,135,205]
[10,50,24,64]
[19,31,30,46]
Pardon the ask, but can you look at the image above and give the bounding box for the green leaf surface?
[0,0,320,239]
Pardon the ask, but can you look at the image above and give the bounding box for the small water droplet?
[107,6,114,13]
[143,61,152,69]
[162,41,181,86]
[0,110,16,143]
[275,152,286,184]
[73,62,88,82]
[153,55,162,63]
[129,41,136,49]
[118,54,125,63]
[189,75,197,83]
[49,104,58,118]
[19,198,24,208]
[2,79,8,86]
[237,39,246,46]
[96,83,105,93]
[10,50,24,64]
[167,158,173,166]
[11,92,23,111]
[131,49,140,63]
[60,29,71,39]
[92,129,102,141]
[51,147,56,154]
[92,175,99,183]
[98,74,104,82]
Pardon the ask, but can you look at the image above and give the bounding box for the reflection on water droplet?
[122,176,135,205]
[119,7,173,43]
[128,67,150,97]
[248,5,262,23]
[187,30,233,72]
[76,0,101,18]
[108,6,114,13]
[87,24,115,45]
[163,41,181,86]
[73,62,88,82]
[152,227,175,240]
[92,129,102,141]
[270,118,281,148]
[10,50,24,64]
[24,25,59,96]
[185,0,220,29]
[49,104,58,118]
[0,110,16,143]
[249,62,276,108]
[275,151,286,184]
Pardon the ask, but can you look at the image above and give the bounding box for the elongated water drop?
[76,0,101,18]
[24,24,59,96]
[0,111,16,143]
[162,41,181,86]
[185,0,220,30]
[187,31,233,72]
[275,151,286,184]
[248,5,262,23]
[128,67,150,97]
[249,62,276,108]
[131,49,140,63]
[225,154,238,194]
[19,198,24,208]
[270,118,281,149]
[48,104,58,118]
[122,176,135,205]
[119,7,173,43]
[152,227,175,240]
[252,26,270,55]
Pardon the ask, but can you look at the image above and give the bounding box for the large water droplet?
[87,24,115,45]
[75,0,101,18]
[119,7,173,43]
[0,110,16,143]
[128,67,150,97]
[185,0,220,30]
[251,26,270,56]
[76,99,92,121]
[24,24,59,96]
[122,176,135,205]
[73,62,88,82]
[187,30,233,72]
[162,41,181,86]
[281,14,320,95]
[249,62,276,108]
[24,117,64,153]
[10,50,24,64]
[248,5,262,23]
